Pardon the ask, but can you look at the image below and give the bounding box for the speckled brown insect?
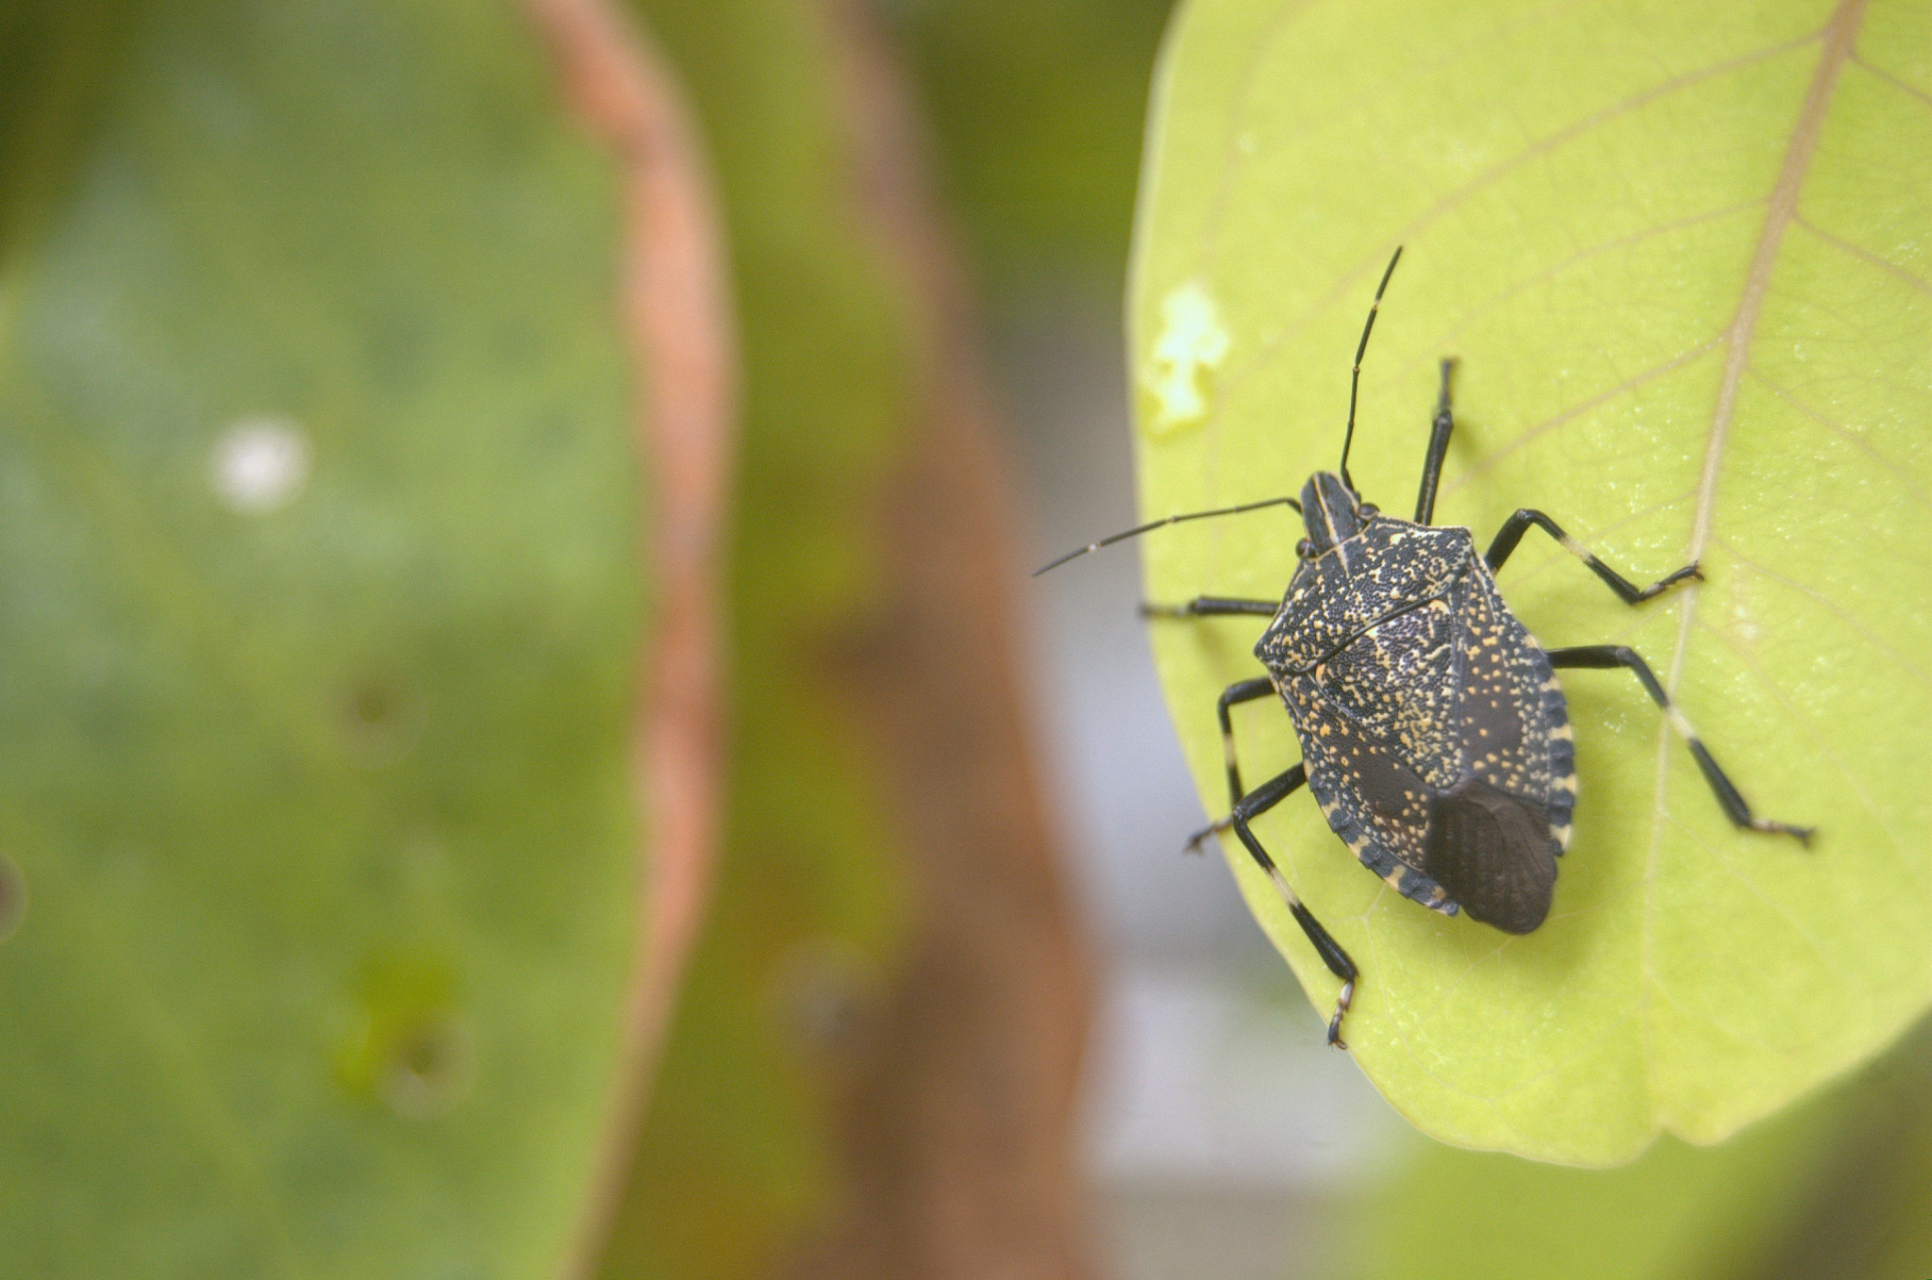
[1042,248,1812,1047]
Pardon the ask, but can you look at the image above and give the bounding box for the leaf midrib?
[1641,0,1872,1111]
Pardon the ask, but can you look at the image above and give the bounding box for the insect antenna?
[1034,495,1303,576]
[1337,246,1405,493]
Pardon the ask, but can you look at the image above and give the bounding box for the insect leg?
[1486,511,1702,604]
[1201,763,1360,1045]
[1545,645,1813,843]
[1202,677,1277,805]
[1140,597,1278,618]
[1413,358,1457,525]
[1175,679,1277,834]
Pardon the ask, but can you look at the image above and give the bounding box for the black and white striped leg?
[1147,600,1356,1042]
[1206,677,1276,808]
[1198,763,1359,1046]
[1545,646,1813,843]
[1413,358,1457,525]
[1183,676,1278,851]
[1486,510,1702,604]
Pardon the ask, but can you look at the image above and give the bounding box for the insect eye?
[1359,503,1380,518]
[1295,538,1313,559]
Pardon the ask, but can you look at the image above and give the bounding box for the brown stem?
[525,2,739,1276]
[783,4,1098,1278]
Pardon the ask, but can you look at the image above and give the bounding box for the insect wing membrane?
[1421,779,1555,933]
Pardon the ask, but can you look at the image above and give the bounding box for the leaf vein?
[1656,1,1872,1032]
[1716,535,1932,689]
[1748,369,1931,507]
[1447,339,1719,493]
[1698,619,1919,897]
[1849,50,1932,107]
[1677,811,1838,982]
[1429,199,1768,355]
[1792,214,1932,296]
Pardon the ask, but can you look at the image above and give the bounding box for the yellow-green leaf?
[1129,0,1930,1163]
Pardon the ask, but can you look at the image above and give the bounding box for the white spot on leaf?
[1142,280,1229,436]
[212,417,310,513]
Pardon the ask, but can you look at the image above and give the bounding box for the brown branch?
[525,2,739,1276]
[783,3,1098,1278]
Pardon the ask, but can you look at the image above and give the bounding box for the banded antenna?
[1338,245,1404,493]
[1033,495,1301,576]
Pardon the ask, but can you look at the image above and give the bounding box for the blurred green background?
[1,0,1926,1277]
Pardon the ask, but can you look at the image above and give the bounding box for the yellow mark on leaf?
[1141,279,1229,436]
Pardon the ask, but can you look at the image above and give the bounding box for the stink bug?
[1040,248,1812,1047]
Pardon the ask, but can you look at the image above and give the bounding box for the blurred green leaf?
[887,0,1174,291]
[0,0,640,1272]
[1131,0,1930,1162]
[1358,1095,1840,1280]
